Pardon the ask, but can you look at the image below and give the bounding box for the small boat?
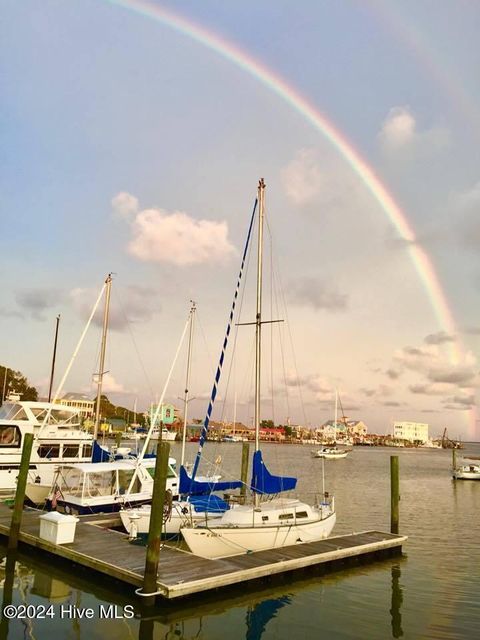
[312,447,348,460]
[48,457,179,515]
[453,462,480,480]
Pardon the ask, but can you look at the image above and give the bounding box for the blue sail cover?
[179,465,243,496]
[92,440,111,462]
[251,450,297,495]
[188,494,230,513]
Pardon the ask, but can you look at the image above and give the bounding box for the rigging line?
[270,247,291,423]
[273,248,310,427]
[190,197,258,482]
[195,308,216,382]
[218,215,254,424]
[113,284,156,400]
[266,214,275,426]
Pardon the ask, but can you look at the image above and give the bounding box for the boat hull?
[181,511,336,559]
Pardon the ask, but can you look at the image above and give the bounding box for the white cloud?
[101,373,125,394]
[378,106,449,154]
[111,192,236,267]
[379,106,416,150]
[281,149,324,206]
[112,192,139,218]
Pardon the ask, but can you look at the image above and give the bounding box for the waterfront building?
[393,421,428,444]
[55,392,94,418]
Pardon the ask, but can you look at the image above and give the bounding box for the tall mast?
[181,301,196,467]
[93,274,112,441]
[48,314,61,403]
[254,178,265,453]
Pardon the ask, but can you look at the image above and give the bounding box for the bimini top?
[56,458,176,474]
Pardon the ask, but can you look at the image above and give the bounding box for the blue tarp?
[188,494,230,513]
[250,450,297,494]
[179,465,243,495]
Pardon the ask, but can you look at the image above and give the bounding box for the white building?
[393,421,429,444]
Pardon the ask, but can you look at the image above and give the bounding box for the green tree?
[260,419,274,429]
[0,365,38,404]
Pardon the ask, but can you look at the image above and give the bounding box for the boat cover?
[188,494,230,513]
[250,450,297,494]
[179,465,242,495]
[92,440,111,463]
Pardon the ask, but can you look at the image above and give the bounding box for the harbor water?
[1,441,479,639]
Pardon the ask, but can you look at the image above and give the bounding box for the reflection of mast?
[93,274,112,441]
[181,302,196,467]
[390,564,404,638]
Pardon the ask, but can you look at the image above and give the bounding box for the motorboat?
[47,457,179,515]
[312,447,348,460]
[0,399,93,498]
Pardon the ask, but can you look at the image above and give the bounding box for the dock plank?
[0,503,406,599]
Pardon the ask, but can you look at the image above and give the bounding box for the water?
[1,442,479,639]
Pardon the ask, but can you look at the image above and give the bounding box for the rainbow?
[103,0,476,436]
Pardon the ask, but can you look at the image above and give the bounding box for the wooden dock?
[0,504,407,600]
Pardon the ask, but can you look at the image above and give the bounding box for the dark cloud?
[427,368,475,385]
[360,388,376,397]
[15,289,63,321]
[445,394,475,407]
[0,308,23,319]
[287,277,347,312]
[424,331,455,345]
[386,368,402,380]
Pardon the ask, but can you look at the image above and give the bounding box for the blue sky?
[1,0,480,439]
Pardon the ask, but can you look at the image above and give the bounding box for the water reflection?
[390,564,403,638]
[246,596,291,640]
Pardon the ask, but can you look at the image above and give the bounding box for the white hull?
[181,499,336,559]
[151,430,177,442]
[453,470,480,480]
[312,449,348,459]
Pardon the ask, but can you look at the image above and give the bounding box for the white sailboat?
[181,179,336,559]
[312,390,349,459]
[120,302,230,537]
[452,461,480,480]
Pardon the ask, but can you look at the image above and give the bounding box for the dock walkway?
[0,504,407,599]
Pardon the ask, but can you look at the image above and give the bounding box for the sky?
[1,0,480,440]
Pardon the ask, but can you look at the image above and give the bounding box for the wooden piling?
[115,431,122,448]
[390,455,399,535]
[8,432,34,551]
[141,440,170,605]
[452,447,457,471]
[240,441,249,498]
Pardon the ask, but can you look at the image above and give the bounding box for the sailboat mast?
[181,301,196,467]
[254,178,266,454]
[47,314,61,403]
[93,274,112,441]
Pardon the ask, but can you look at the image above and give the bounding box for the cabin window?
[62,445,79,458]
[278,513,294,520]
[37,444,60,458]
[82,444,92,458]
[296,511,308,519]
[0,425,21,447]
[262,515,269,522]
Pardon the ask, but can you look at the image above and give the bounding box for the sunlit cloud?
[112,192,236,267]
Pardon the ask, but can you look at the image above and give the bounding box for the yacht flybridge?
[0,399,93,497]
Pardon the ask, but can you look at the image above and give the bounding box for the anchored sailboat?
[181,179,336,559]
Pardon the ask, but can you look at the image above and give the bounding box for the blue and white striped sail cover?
[250,450,297,494]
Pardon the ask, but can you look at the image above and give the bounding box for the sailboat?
[181,179,336,559]
[312,390,349,459]
[120,302,236,537]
